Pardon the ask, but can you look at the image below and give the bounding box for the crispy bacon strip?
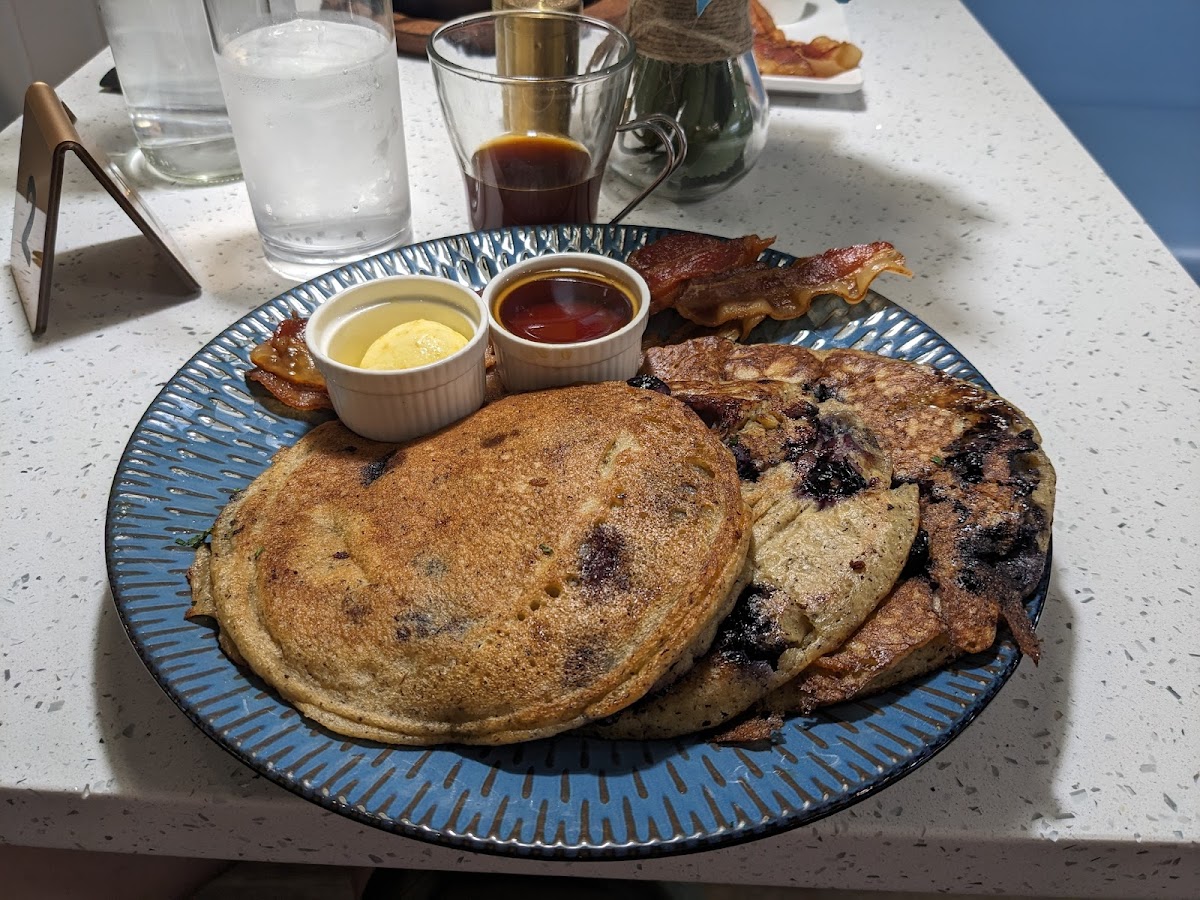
[246,367,333,411]
[249,314,326,387]
[627,232,776,314]
[246,315,333,410]
[673,241,912,336]
[750,0,863,78]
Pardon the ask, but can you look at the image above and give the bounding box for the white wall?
[1,0,107,128]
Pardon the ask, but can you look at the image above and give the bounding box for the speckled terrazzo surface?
[1,1,1197,897]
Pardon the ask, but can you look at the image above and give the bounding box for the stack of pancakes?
[188,340,1055,745]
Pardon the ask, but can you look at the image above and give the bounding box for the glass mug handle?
[609,114,688,225]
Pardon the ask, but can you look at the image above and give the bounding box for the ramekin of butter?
[305,275,489,442]
[483,252,650,393]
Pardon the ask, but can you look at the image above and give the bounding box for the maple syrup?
[494,267,635,344]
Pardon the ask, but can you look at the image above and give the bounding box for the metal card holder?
[9,82,199,335]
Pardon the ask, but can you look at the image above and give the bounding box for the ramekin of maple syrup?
[483,252,650,392]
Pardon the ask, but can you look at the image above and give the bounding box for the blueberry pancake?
[187,382,750,745]
[640,338,1056,716]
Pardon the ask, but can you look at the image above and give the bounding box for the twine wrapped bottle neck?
[626,0,753,66]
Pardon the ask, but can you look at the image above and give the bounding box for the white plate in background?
[758,0,864,95]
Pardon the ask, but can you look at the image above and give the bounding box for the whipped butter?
[358,319,468,370]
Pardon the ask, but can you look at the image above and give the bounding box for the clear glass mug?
[427,11,685,230]
[203,0,413,277]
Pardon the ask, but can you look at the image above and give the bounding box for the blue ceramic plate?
[105,225,1049,859]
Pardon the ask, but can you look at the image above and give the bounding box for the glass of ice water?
[203,0,414,278]
[98,0,241,184]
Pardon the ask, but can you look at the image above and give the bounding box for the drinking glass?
[427,11,685,230]
[203,0,413,277]
[98,0,241,184]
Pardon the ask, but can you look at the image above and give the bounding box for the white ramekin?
[483,252,650,393]
[304,275,489,443]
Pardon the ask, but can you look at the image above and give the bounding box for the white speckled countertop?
[2,1,1197,896]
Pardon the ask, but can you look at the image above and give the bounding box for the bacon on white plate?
[750,0,864,78]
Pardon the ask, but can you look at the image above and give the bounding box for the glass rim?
[426,10,636,86]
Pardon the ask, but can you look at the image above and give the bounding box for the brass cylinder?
[492,0,583,13]
[493,4,583,135]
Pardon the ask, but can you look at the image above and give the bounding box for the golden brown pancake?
[640,338,1056,714]
[585,387,919,740]
[187,382,750,745]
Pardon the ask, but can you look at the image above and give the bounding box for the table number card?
[9,82,199,335]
